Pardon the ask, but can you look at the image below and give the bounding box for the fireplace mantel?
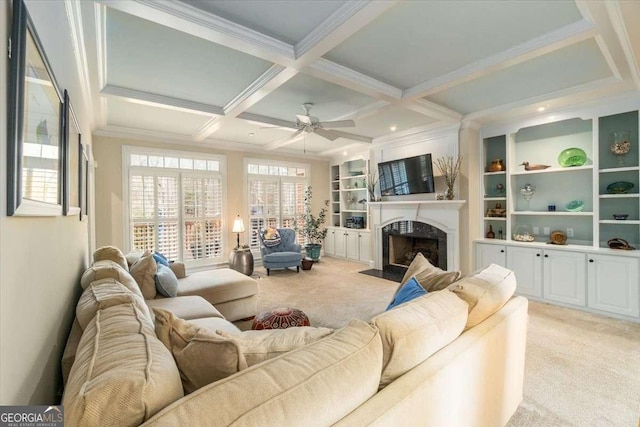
[370,199,466,271]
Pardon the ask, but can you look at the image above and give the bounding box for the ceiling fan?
[288,103,355,141]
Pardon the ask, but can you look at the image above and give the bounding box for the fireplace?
[383,221,447,277]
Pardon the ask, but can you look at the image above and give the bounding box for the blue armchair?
[259,228,302,276]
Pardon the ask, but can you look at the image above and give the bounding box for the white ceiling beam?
[101,85,224,116]
[98,0,295,64]
[402,99,462,123]
[403,19,599,100]
[236,113,298,129]
[264,132,307,151]
[329,130,373,144]
[192,117,223,142]
[604,0,640,89]
[318,142,364,157]
[294,1,399,63]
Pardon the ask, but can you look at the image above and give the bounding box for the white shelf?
[599,193,639,199]
[331,180,340,183]
[340,188,367,192]
[512,211,594,216]
[484,197,507,201]
[599,166,640,173]
[599,220,640,224]
[484,171,506,176]
[511,165,593,176]
[342,209,367,213]
[484,217,506,221]
[340,175,366,180]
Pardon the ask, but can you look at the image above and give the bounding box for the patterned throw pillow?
[263,228,281,247]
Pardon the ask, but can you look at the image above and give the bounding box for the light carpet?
[242,257,640,427]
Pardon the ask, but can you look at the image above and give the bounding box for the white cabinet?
[324,228,336,256]
[587,254,639,317]
[326,229,370,263]
[359,231,371,263]
[506,246,543,298]
[542,249,586,306]
[346,230,359,260]
[475,243,506,269]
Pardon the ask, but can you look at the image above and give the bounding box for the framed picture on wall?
[80,144,89,220]
[63,90,81,216]
[7,0,65,216]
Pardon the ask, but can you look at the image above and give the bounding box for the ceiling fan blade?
[318,120,355,128]
[314,128,339,141]
[264,128,305,150]
[326,130,372,144]
[296,114,313,125]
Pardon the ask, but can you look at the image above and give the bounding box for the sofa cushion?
[177,268,258,306]
[155,264,179,297]
[397,253,461,295]
[76,278,153,330]
[263,252,301,263]
[386,277,427,311]
[189,317,243,335]
[153,309,247,394]
[93,246,128,271]
[217,326,334,366]
[144,320,382,427]
[63,304,183,427]
[125,250,144,269]
[448,263,517,329]
[80,260,141,296]
[146,296,224,320]
[130,253,158,299]
[371,289,468,388]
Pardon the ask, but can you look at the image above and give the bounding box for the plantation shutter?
[182,174,223,265]
[129,173,179,259]
[248,178,280,250]
[281,180,306,245]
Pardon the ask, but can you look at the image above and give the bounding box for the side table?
[229,248,254,276]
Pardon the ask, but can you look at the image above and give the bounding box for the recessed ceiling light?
[537,106,546,112]
[343,151,348,156]
[390,125,397,131]
[248,132,255,137]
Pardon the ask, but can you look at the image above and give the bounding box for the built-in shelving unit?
[329,158,369,229]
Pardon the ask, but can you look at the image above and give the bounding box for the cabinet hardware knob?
[500,250,504,253]
[544,254,549,258]
[589,259,594,263]
[536,253,541,257]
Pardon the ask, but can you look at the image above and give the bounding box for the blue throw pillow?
[386,277,427,311]
[153,252,170,267]
[155,264,179,297]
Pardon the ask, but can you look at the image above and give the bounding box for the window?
[246,159,309,252]
[125,147,226,268]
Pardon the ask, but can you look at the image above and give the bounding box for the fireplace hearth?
[382,221,447,277]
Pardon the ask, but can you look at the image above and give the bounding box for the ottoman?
[252,307,310,330]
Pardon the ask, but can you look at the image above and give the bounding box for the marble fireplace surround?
[369,200,466,271]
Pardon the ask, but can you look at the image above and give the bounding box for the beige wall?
[92,136,330,256]
[459,126,482,274]
[0,1,91,404]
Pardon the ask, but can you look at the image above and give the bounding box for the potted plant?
[295,186,328,262]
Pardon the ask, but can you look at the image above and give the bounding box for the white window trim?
[243,158,310,258]
[122,146,227,266]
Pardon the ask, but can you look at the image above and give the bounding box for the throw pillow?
[386,277,427,311]
[155,264,179,297]
[448,263,516,329]
[153,252,170,267]
[262,228,281,247]
[217,326,334,366]
[395,253,461,296]
[93,246,128,271]
[153,309,248,394]
[125,250,144,269]
[130,253,158,299]
[371,290,469,388]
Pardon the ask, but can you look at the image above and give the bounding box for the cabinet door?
[474,243,506,270]
[543,249,586,306]
[587,254,639,317]
[358,231,371,263]
[324,228,335,256]
[506,246,542,298]
[334,230,346,257]
[346,230,359,260]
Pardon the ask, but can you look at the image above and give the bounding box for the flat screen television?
[378,154,435,196]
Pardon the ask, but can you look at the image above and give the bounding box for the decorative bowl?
[558,147,587,167]
[606,181,634,194]
[566,200,584,212]
[613,214,629,220]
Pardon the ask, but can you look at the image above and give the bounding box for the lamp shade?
[232,215,245,233]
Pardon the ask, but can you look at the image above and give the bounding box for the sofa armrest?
[170,262,186,279]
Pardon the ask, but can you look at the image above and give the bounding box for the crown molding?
[224,65,287,114]
[461,120,481,131]
[306,58,402,100]
[403,99,462,123]
[319,142,366,158]
[192,117,223,142]
[372,122,461,147]
[404,19,598,100]
[101,85,224,116]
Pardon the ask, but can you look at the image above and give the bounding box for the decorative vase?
[486,159,505,172]
[305,244,322,261]
[301,258,314,270]
[558,147,587,167]
[610,131,631,166]
[520,183,536,210]
[445,186,455,200]
[486,225,495,239]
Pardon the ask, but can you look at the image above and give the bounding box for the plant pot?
[305,244,322,261]
[301,258,314,270]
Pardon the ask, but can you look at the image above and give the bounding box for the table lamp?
[232,215,245,249]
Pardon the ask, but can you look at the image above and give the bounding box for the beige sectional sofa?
[62,250,528,427]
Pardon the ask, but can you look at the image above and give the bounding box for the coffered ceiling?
[69,0,640,158]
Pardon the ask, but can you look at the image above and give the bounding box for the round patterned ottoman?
[251,307,310,330]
